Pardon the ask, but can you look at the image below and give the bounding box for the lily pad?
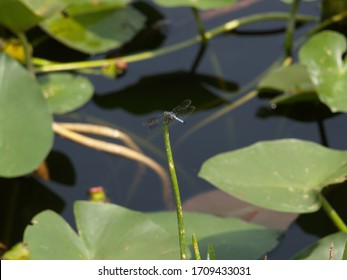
[153,0,237,10]
[40,4,145,54]
[293,232,347,260]
[149,211,279,260]
[0,0,66,32]
[299,31,347,112]
[199,139,347,213]
[38,73,93,114]
[258,64,317,105]
[24,201,178,259]
[0,52,53,177]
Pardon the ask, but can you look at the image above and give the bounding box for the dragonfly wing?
[143,116,162,130]
[175,105,196,123]
[171,99,192,115]
[183,105,196,116]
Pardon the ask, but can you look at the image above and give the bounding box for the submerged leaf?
[150,211,279,260]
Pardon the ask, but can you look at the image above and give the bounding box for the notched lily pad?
[24,201,178,259]
[199,139,347,213]
[299,31,347,112]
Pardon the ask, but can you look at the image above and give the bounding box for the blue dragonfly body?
[143,99,195,130]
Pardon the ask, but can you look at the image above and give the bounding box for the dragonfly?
[143,99,196,130]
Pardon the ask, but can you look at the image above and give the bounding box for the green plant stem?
[16,32,34,74]
[190,7,208,72]
[205,12,315,39]
[208,244,216,260]
[284,0,301,58]
[191,7,208,47]
[34,12,315,73]
[192,234,201,260]
[320,193,347,232]
[295,10,347,48]
[163,123,187,260]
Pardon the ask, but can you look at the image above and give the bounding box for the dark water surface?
[2,0,347,259]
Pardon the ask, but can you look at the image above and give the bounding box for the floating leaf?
[299,31,347,112]
[258,64,317,105]
[149,211,279,260]
[199,139,347,213]
[24,210,89,259]
[0,52,53,177]
[0,0,66,32]
[153,0,237,10]
[24,201,178,259]
[293,232,347,260]
[343,239,347,260]
[40,4,145,54]
[38,73,93,114]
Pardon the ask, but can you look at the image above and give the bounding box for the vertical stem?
[163,123,187,260]
[342,241,347,260]
[320,193,347,232]
[317,119,329,147]
[284,0,301,58]
[190,7,208,72]
[208,244,216,260]
[191,7,208,47]
[16,32,34,74]
[192,234,201,260]
[190,43,207,73]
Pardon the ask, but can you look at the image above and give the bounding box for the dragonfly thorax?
[143,99,195,129]
[163,111,175,119]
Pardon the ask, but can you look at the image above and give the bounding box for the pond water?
[2,0,347,259]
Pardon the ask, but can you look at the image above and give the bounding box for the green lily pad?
[299,31,347,112]
[38,73,93,114]
[149,212,279,260]
[258,64,317,105]
[24,210,89,259]
[24,201,179,259]
[0,0,66,32]
[199,139,347,213]
[153,0,236,10]
[0,52,53,177]
[40,4,145,54]
[293,232,347,260]
[343,240,347,260]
